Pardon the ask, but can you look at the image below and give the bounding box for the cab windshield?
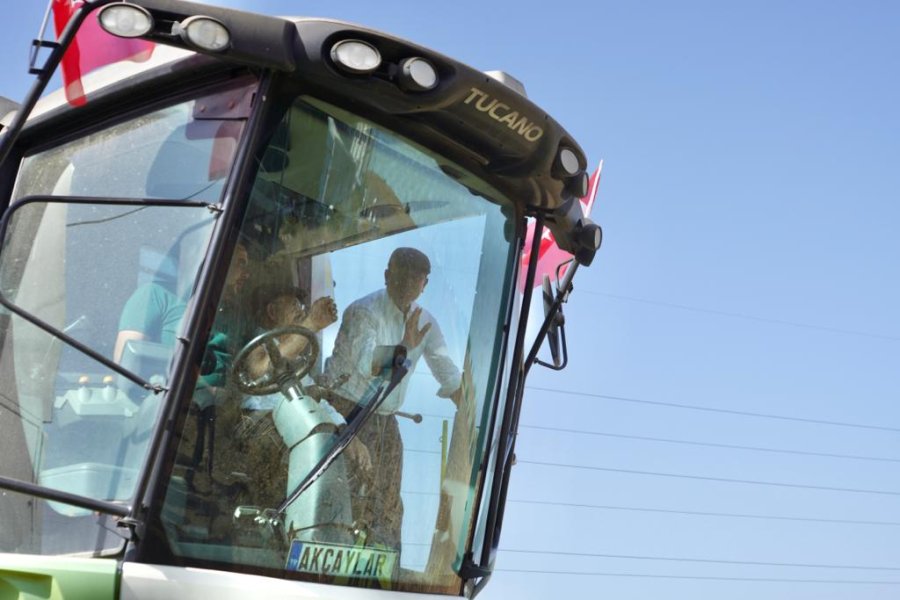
[152,96,516,593]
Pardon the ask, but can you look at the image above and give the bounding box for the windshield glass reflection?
[157,96,515,594]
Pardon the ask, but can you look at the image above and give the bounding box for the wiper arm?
[276,346,409,515]
[0,474,130,518]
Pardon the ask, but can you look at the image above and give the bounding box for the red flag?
[517,161,602,291]
[52,0,155,106]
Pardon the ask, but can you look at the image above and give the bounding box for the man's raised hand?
[402,306,431,349]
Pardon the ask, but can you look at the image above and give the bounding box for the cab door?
[0,74,259,555]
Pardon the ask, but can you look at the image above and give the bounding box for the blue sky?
[2,1,900,599]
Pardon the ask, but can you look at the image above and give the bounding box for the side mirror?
[526,261,578,375]
[541,274,565,369]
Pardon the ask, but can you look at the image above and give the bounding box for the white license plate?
[286,539,398,581]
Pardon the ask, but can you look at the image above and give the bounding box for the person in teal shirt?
[114,281,186,361]
[114,242,250,367]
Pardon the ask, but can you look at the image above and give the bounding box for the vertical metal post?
[471,213,545,588]
[0,0,118,166]
[440,419,449,487]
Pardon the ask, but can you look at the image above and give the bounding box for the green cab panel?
[0,554,117,600]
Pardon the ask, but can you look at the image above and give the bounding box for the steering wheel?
[232,326,319,396]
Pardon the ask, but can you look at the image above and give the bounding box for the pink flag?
[518,162,602,291]
[52,0,155,106]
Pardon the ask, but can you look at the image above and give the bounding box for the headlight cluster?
[98,2,232,52]
[330,38,439,93]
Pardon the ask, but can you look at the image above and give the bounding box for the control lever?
[233,506,283,532]
[394,411,423,423]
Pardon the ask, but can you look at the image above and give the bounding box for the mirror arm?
[534,320,568,371]
[524,260,579,376]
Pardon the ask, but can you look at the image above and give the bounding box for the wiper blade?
[0,474,130,518]
[276,346,409,514]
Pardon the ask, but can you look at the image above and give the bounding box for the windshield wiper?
[0,474,130,518]
[275,345,409,515]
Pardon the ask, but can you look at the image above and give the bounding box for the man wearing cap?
[323,247,461,551]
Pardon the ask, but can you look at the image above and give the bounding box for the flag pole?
[0,0,117,166]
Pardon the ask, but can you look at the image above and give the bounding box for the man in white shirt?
[323,247,461,550]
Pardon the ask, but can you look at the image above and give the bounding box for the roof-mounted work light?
[97,3,154,38]
[567,171,590,197]
[398,57,439,92]
[330,39,381,75]
[174,16,231,52]
[556,147,581,177]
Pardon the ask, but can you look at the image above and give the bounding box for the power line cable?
[583,290,900,342]
[400,491,900,527]
[409,413,900,463]
[519,459,900,496]
[507,497,900,527]
[519,424,900,464]
[494,568,900,584]
[496,548,900,571]
[407,434,900,468]
[399,542,900,572]
[526,386,900,433]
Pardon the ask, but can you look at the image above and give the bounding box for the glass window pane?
[13,81,254,202]
[158,97,515,594]
[0,79,255,555]
[0,201,215,555]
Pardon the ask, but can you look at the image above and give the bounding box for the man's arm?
[245,297,338,379]
[114,282,168,362]
[113,330,146,363]
[421,316,462,398]
[324,304,378,401]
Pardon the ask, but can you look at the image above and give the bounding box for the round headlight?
[568,171,590,198]
[580,222,603,251]
[178,16,231,52]
[331,40,381,75]
[398,57,439,92]
[557,147,581,177]
[98,3,154,38]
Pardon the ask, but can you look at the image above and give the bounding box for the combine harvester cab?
[0,1,601,598]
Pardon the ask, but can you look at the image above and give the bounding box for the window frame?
[135,83,524,596]
[0,71,268,545]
